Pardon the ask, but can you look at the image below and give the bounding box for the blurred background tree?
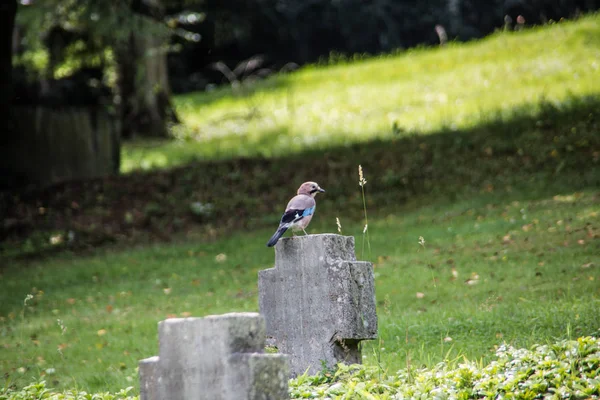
[0,0,17,135]
[2,0,204,188]
[0,0,18,190]
[13,0,183,139]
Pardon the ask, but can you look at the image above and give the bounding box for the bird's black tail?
[266,227,287,247]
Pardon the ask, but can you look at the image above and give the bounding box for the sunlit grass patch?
[122,14,600,171]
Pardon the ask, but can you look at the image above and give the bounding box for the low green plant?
[0,381,136,400]
[289,336,600,399]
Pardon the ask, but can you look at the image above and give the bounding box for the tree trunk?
[0,0,18,188]
[0,0,17,118]
[116,0,177,139]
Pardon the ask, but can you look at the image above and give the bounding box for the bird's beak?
[318,187,326,193]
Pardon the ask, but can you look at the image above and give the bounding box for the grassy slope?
[1,184,598,393]
[123,14,600,171]
[1,16,599,395]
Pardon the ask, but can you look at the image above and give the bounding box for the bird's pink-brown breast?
[286,194,315,211]
[294,214,313,230]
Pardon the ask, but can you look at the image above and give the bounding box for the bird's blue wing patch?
[302,206,315,217]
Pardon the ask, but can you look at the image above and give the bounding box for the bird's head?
[298,181,325,197]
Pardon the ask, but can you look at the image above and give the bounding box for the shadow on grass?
[1,94,599,261]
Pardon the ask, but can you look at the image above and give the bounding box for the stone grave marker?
[259,234,377,377]
[139,312,289,400]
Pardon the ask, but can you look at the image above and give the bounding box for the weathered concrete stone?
[227,353,289,400]
[139,356,159,400]
[139,312,289,400]
[259,234,377,377]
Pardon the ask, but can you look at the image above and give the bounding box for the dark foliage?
[0,0,19,191]
[12,67,111,107]
[169,0,600,93]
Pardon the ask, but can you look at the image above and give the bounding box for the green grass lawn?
[1,180,598,393]
[2,14,600,397]
[122,13,600,172]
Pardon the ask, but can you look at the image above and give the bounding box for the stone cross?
[139,312,289,400]
[258,234,377,377]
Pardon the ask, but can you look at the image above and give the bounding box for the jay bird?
[266,181,325,247]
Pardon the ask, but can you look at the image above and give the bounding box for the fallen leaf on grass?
[465,273,480,285]
[587,228,596,238]
[451,267,458,280]
[97,329,107,336]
